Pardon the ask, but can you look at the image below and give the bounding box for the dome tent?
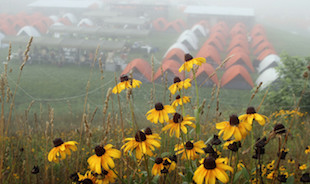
[225,51,254,72]
[164,43,189,57]
[190,63,219,86]
[196,46,221,66]
[121,58,152,82]
[191,24,207,37]
[154,59,184,83]
[221,65,254,90]
[164,48,185,64]
[255,68,279,90]
[257,54,281,73]
[17,26,41,37]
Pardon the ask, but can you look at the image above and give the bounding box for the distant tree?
[263,53,310,111]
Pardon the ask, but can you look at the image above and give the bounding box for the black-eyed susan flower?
[171,95,190,108]
[77,171,96,184]
[210,135,222,146]
[146,102,175,124]
[112,75,142,94]
[122,130,161,160]
[299,164,307,170]
[162,113,195,138]
[152,157,164,176]
[267,160,275,170]
[193,156,233,184]
[305,146,310,154]
[267,171,275,180]
[168,77,192,94]
[239,107,268,126]
[277,148,289,160]
[87,144,121,174]
[277,174,288,183]
[216,115,252,141]
[163,157,176,172]
[179,54,206,72]
[97,169,117,184]
[175,140,206,160]
[288,158,295,164]
[203,144,218,159]
[48,138,78,163]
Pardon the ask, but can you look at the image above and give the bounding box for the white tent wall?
[191,24,207,37]
[17,26,41,37]
[164,43,189,57]
[77,18,94,27]
[257,54,281,73]
[256,67,279,90]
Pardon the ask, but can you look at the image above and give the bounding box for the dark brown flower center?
[161,167,169,174]
[211,135,222,145]
[103,170,109,175]
[174,77,181,83]
[95,146,106,156]
[155,157,163,164]
[155,102,164,110]
[135,131,146,142]
[185,141,194,150]
[246,107,256,114]
[185,54,193,62]
[169,155,177,163]
[228,141,241,152]
[82,179,93,184]
[53,138,64,147]
[120,75,129,82]
[173,113,183,123]
[175,95,180,99]
[203,157,216,170]
[229,115,239,126]
[274,124,286,134]
[145,127,152,135]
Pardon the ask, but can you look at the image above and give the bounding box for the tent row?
[152,17,187,32]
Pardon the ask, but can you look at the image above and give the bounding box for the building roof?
[28,0,102,8]
[184,6,255,17]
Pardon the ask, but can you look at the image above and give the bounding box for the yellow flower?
[171,95,190,108]
[48,138,78,163]
[162,113,195,138]
[96,169,117,184]
[305,146,310,154]
[163,157,176,172]
[121,129,161,160]
[193,157,233,184]
[152,157,164,176]
[267,171,275,179]
[146,102,175,124]
[237,162,245,171]
[112,75,141,94]
[174,140,206,160]
[299,164,307,170]
[267,160,275,170]
[77,171,96,184]
[168,77,191,94]
[288,158,295,164]
[179,54,206,72]
[238,107,268,126]
[87,144,121,174]
[216,115,252,141]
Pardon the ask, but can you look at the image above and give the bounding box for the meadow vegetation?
[0,30,309,184]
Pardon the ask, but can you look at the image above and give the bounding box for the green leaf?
[286,176,294,184]
[242,167,250,180]
[233,170,243,183]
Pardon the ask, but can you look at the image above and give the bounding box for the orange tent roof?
[203,38,224,51]
[227,39,249,53]
[191,63,219,85]
[211,24,228,38]
[154,59,184,81]
[257,49,276,61]
[164,48,185,63]
[231,34,248,41]
[228,46,249,56]
[0,24,16,35]
[31,21,48,33]
[152,17,169,31]
[195,20,209,29]
[221,65,254,88]
[12,20,26,31]
[164,22,182,32]
[217,21,229,32]
[225,52,254,72]
[254,41,274,55]
[209,32,226,46]
[121,58,152,82]
[251,24,265,38]
[234,22,246,29]
[173,19,187,30]
[230,26,247,37]
[251,35,267,48]
[196,46,221,65]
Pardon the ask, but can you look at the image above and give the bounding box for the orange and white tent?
[121,58,152,82]
[154,59,184,83]
[221,65,254,90]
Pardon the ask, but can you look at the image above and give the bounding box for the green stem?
[192,68,200,138]
[143,154,151,184]
[111,168,126,183]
